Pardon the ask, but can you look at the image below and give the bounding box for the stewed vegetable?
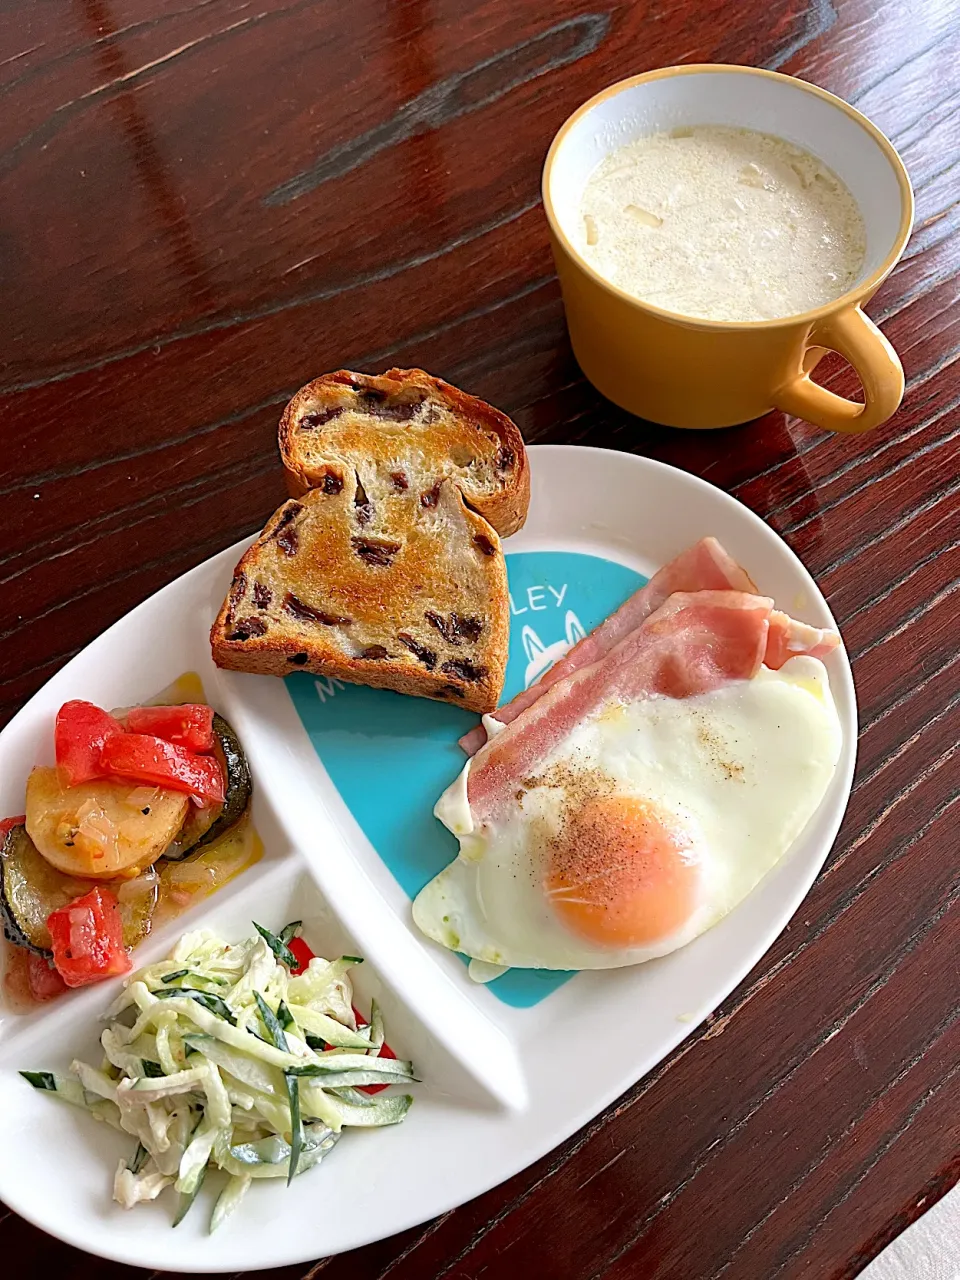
[3,695,255,1000]
[0,823,159,956]
[46,886,131,987]
[25,769,189,879]
[161,716,251,861]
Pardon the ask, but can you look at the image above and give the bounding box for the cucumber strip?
[216,1125,338,1180]
[254,991,288,1053]
[172,1161,206,1227]
[210,1173,251,1233]
[295,1068,417,1089]
[278,921,302,946]
[253,922,299,970]
[253,991,304,1183]
[128,1142,149,1174]
[160,969,228,988]
[220,1077,292,1135]
[295,1070,414,1090]
[252,993,301,1189]
[20,1070,88,1108]
[155,1018,182,1076]
[141,1060,165,1078]
[291,1006,373,1050]
[293,1077,342,1131]
[176,1115,218,1195]
[160,969,190,984]
[329,1086,379,1108]
[284,1071,303,1185]
[368,999,385,1055]
[152,988,237,1025]
[277,999,295,1033]
[228,1133,293,1166]
[304,1085,413,1127]
[182,1034,285,1098]
[287,1053,415,1078]
[20,1070,57,1091]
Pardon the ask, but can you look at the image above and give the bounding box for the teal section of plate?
[286,550,646,1007]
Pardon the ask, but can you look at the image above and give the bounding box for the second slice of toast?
[278,368,529,537]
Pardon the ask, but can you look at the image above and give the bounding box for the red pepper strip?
[46,887,131,988]
[100,734,224,804]
[125,704,215,753]
[285,938,396,1093]
[55,701,124,786]
[287,936,314,976]
[0,816,26,841]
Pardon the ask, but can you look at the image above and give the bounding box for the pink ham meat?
[767,612,840,667]
[459,537,757,756]
[466,590,773,826]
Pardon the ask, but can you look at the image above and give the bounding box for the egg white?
[413,657,842,971]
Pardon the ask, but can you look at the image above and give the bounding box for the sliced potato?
[25,767,189,879]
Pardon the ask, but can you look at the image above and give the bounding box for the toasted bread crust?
[210,483,509,714]
[278,368,529,537]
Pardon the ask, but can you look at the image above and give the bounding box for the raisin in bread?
[278,368,529,537]
[210,478,510,714]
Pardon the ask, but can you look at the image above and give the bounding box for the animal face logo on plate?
[286,549,646,1006]
[521,611,587,690]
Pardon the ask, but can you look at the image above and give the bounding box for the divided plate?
[0,446,856,1271]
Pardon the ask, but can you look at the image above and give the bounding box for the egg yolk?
[544,796,700,948]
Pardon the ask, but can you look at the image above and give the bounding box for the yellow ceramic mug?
[542,65,914,431]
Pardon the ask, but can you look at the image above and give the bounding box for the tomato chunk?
[55,701,124,786]
[47,887,131,988]
[100,734,224,805]
[0,815,26,841]
[125,704,215,753]
[27,953,68,1001]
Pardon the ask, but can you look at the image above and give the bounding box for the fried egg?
[413,657,842,972]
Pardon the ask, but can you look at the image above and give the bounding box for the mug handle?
[772,306,904,434]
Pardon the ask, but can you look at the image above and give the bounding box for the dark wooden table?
[3,0,958,1275]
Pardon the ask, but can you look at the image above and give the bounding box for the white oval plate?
[0,446,855,1271]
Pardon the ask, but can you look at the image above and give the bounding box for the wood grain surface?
[1,0,958,1274]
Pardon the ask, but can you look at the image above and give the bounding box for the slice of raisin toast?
[210,466,512,714]
[278,368,529,537]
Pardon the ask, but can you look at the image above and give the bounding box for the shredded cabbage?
[20,921,415,1232]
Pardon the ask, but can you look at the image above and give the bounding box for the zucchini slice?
[0,824,157,957]
[162,714,251,861]
[1,825,70,956]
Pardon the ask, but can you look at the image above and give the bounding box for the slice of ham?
[767,612,840,668]
[459,537,758,756]
[466,590,773,827]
